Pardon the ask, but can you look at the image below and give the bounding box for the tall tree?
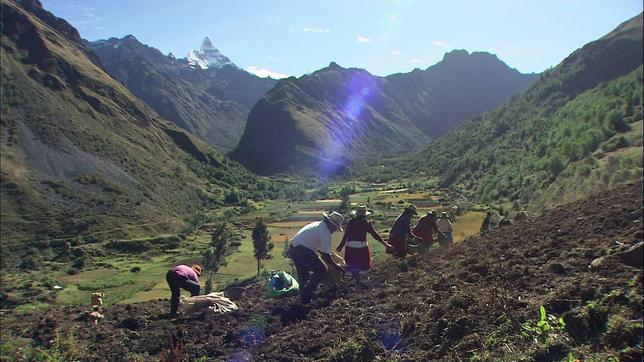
[338,185,352,214]
[203,222,229,293]
[252,218,273,276]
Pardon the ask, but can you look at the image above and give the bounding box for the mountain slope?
[385,50,537,136]
[405,13,643,212]
[88,36,277,151]
[0,0,259,243]
[2,181,641,361]
[231,52,536,175]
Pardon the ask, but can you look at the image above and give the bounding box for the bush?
[224,190,241,205]
[606,110,630,133]
[19,255,42,270]
[601,136,630,153]
[540,154,565,176]
[72,256,86,269]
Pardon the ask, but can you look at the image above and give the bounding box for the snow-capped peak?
[187,37,235,69]
[201,37,214,50]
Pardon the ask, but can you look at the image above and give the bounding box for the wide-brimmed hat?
[350,203,371,216]
[405,204,418,215]
[191,264,202,276]
[323,211,345,231]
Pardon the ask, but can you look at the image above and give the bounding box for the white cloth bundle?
[179,292,238,316]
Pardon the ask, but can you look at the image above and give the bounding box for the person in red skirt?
[412,210,445,252]
[336,204,392,284]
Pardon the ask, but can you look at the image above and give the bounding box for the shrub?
[72,256,86,269]
[606,110,630,132]
[19,255,42,270]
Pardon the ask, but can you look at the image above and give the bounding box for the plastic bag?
[266,271,299,298]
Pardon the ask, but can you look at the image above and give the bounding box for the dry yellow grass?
[268,221,311,228]
[376,191,436,204]
[452,211,486,243]
[296,210,325,215]
[269,228,301,242]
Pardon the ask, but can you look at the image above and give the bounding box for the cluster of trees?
[201,218,274,292]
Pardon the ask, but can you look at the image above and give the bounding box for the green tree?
[203,223,229,293]
[337,185,352,213]
[252,218,273,276]
[224,189,241,205]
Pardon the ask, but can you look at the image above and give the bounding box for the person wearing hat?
[289,211,345,303]
[337,204,392,283]
[412,210,445,252]
[165,264,202,317]
[437,211,454,245]
[388,204,422,258]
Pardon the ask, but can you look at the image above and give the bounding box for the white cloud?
[70,11,102,26]
[392,50,403,55]
[302,27,330,33]
[246,66,289,79]
[66,4,94,11]
[409,58,422,63]
[356,35,373,44]
[431,40,451,48]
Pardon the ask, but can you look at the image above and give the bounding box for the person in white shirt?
[290,211,345,303]
[437,211,454,245]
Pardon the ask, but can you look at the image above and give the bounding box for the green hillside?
[403,13,643,213]
[0,0,267,246]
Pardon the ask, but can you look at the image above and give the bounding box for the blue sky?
[41,0,642,78]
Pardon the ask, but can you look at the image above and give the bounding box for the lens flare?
[316,72,379,175]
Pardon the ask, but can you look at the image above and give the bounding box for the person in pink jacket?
[165,264,201,316]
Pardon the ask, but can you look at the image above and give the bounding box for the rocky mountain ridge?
[88,35,277,151]
[231,50,537,175]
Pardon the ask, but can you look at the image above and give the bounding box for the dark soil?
[1,182,642,361]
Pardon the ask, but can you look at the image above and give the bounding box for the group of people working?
[165,203,457,313]
[289,203,454,304]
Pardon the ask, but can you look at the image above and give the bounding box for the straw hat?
[323,211,345,231]
[191,264,202,276]
[350,203,371,216]
[405,203,418,215]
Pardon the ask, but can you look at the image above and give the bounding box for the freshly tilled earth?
[2,182,642,361]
